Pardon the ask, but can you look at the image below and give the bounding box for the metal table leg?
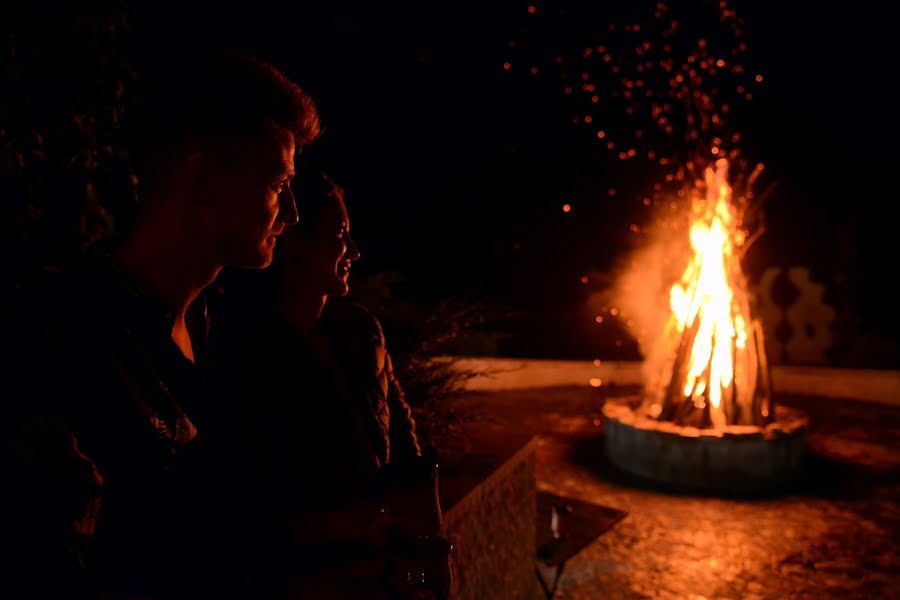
[535,562,566,599]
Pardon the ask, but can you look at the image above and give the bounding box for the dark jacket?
[213,299,420,594]
[323,300,420,469]
[2,259,222,599]
[218,299,420,504]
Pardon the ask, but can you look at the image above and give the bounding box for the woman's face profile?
[282,187,360,297]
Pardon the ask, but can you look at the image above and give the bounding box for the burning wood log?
[754,319,774,425]
[659,315,700,423]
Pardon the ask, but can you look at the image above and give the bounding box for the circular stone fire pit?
[602,398,808,493]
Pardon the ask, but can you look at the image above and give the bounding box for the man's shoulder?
[6,259,138,387]
[6,269,80,345]
[14,259,121,321]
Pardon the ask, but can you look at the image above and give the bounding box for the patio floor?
[439,384,900,599]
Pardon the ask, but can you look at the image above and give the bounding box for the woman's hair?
[291,162,343,233]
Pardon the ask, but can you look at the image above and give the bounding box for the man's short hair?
[127,52,320,190]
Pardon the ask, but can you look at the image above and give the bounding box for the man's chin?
[230,248,275,270]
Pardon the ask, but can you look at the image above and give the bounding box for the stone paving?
[450,385,900,599]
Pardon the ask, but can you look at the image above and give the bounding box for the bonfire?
[642,158,773,431]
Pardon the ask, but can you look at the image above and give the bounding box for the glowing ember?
[647,158,772,429]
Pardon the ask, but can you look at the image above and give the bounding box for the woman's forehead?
[293,192,346,229]
[322,193,349,222]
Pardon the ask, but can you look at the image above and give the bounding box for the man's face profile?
[207,127,298,268]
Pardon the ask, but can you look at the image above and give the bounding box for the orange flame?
[668,158,751,428]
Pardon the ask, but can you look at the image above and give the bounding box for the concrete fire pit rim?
[601,396,809,494]
[601,397,809,441]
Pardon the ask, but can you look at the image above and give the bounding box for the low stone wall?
[448,357,900,406]
[442,437,540,600]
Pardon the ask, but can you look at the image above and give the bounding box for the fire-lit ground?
[441,386,900,599]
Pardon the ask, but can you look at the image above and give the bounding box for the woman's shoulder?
[323,300,386,348]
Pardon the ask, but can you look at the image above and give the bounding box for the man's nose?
[279,185,299,226]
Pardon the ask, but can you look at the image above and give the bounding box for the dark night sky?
[126,1,898,361]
